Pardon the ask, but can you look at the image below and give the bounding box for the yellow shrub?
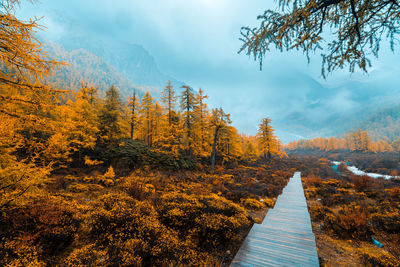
[104,179,114,187]
[262,198,274,208]
[63,244,109,266]
[241,198,264,210]
[358,247,400,267]
[68,183,89,193]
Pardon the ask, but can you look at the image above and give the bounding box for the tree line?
[66,81,286,169]
[286,129,399,153]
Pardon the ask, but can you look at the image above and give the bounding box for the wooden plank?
[231,172,319,267]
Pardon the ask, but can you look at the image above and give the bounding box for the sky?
[17,0,400,142]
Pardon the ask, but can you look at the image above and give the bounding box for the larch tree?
[210,108,231,172]
[242,137,259,162]
[98,85,123,147]
[240,0,400,77]
[140,92,154,146]
[79,81,99,106]
[158,81,182,156]
[153,102,163,145]
[193,88,209,157]
[180,85,196,155]
[156,110,184,157]
[0,0,60,108]
[0,0,63,208]
[161,80,177,126]
[53,88,99,166]
[257,118,276,160]
[219,126,243,162]
[128,89,139,140]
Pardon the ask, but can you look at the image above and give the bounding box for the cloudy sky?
[17,0,400,141]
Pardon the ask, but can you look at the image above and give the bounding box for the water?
[331,161,394,180]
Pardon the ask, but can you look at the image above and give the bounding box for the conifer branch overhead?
[240,0,400,77]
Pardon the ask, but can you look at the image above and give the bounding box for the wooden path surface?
[231,172,319,266]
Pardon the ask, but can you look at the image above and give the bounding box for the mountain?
[44,41,139,96]
[40,35,184,98]
[356,104,400,141]
[56,34,184,91]
[271,71,400,142]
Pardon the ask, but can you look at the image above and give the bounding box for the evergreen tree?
[98,85,123,147]
[242,137,258,162]
[153,102,163,145]
[219,126,242,162]
[0,0,62,208]
[180,85,196,155]
[161,81,177,126]
[193,88,209,157]
[210,108,231,172]
[140,92,154,146]
[128,90,139,140]
[257,118,276,160]
[156,110,184,157]
[79,82,99,106]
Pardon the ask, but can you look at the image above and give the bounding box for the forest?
[0,1,290,265]
[1,0,400,266]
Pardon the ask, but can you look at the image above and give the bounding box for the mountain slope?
[271,71,400,142]
[44,41,141,96]
[53,34,184,93]
[40,34,185,98]
[357,104,400,141]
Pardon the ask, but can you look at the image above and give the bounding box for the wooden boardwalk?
[231,172,319,267]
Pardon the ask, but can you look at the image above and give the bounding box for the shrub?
[103,179,114,187]
[240,198,264,210]
[97,139,197,171]
[63,244,109,266]
[331,203,372,239]
[103,166,115,180]
[387,187,400,199]
[359,248,400,267]
[68,183,89,193]
[371,211,400,234]
[303,175,322,187]
[262,198,274,208]
[119,175,156,201]
[159,192,251,251]
[87,184,104,191]
[86,192,201,266]
[1,197,80,264]
[353,175,372,192]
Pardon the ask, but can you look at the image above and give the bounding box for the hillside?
[44,41,140,96]
[56,34,184,90]
[357,104,400,141]
[42,36,184,97]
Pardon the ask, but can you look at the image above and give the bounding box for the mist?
[18,0,400,142]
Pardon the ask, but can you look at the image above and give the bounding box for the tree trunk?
[130,90,136,140]
[130,122,134,140]
[211,127,220,172]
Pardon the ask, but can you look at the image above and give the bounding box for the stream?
[332,161,396,180]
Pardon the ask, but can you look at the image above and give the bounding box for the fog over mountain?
[18,0,400,142]
[42,36,184,97]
